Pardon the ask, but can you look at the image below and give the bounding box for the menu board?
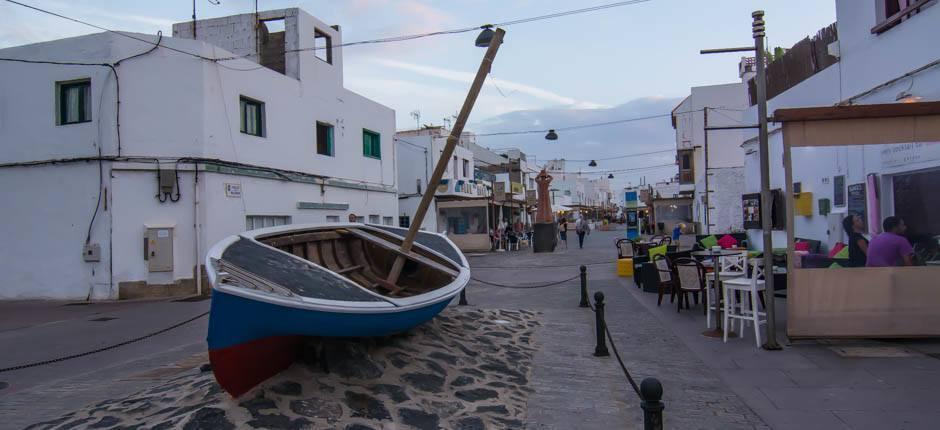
[742,193,762,230]
[847,183,866,220]
[833,175,846,206]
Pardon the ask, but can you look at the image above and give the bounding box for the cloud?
[469,97,684,188]
[373,58,607,109]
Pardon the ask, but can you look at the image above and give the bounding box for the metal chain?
[0,311,209,373]
[588,298,641,397]
[469,274,580,289]
[469,261,615,269]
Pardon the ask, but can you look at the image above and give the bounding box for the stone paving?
[465,229,767,429]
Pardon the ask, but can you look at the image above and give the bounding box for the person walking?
[867,216,913,267]
[576,217,590,249]
[558,218,568,248]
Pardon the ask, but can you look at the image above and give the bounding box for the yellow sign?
[510,182,524,194]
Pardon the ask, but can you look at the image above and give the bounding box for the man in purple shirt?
[866,216,914,267]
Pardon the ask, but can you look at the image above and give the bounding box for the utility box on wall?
[144,226,174,272]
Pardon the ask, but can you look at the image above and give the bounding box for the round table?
[691,249,744,338]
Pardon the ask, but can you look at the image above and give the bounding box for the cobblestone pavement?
[464,228,767,429]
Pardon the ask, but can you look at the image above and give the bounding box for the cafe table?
[691,249,744,338]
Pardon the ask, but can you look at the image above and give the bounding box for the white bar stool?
[721,258,766,347]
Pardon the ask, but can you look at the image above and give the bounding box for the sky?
[0,0,837,189]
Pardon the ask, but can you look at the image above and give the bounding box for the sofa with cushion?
[692,233,748,251]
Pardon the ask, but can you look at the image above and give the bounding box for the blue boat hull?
[207,289,453,396]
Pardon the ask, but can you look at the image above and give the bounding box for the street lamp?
[608,173,614,179]
[475,25,496,47]
[588,160,597,167]
[544,129,558,140]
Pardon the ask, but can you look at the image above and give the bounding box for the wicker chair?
[673,257,707,314]
[653,254,678,307]
[616,238,635,259]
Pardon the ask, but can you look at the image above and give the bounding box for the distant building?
[395,127,491,251]
[0,8,396,300]
[671,60,753,234]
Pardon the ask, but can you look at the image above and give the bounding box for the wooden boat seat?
[340,228,459,278]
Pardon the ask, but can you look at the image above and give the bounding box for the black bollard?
[579,265,589,308]
[458,288,468,306]
[640,377,664,430]
[593,291,610,357]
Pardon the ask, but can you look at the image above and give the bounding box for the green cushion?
[829,262,843,269]
[649,244,668,260]
[700,235,718,249]
[833,246,849,259]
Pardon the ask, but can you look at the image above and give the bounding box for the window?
[56,79,91,125]
[873,0,933,34]
[326,215,340,223]
[314,29,333,64]
[383,216,394,226]
[316,122,334,156]
[399,216,410,228]
[681,154,691,170]
[462,159,470,178]
[369,214,380,224]
[240,96,265,137]
[246,215,291,230]
[453,156,458,179]
[416,178,423,195]
[362,129,381,158]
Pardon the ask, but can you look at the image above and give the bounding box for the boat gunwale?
[206,223,470,314]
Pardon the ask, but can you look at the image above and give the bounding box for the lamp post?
[699,11,780,350]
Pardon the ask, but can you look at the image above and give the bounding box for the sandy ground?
[25,308,540,430]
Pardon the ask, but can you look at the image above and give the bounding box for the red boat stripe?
[209,335,305,397]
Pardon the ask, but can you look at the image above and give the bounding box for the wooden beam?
[773,101,940,123]
[386,28,506,285]
[871,0,933,34]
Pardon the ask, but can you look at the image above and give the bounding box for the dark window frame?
[239,96,265,137]
[314,29,333,64]
[56,79,91,125]
[362,129,381,159]
[872,0,934,34]
[316,121,334,156]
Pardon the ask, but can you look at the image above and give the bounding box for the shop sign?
[881,142,940,169]
[510,182,524,194]
[526,190,537,205]
[494,182,506,201]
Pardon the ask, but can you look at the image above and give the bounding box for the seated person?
[842,214,869,267]
[866,216,913,267]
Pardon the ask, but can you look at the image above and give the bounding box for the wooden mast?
[385,28,506,287]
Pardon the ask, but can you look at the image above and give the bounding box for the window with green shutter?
[316,122,334,156]
[56,79,91,125]
[362,129,381,159]
[240,96,265,137]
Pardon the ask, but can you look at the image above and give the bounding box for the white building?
[0,8,397,300]
[544,159,615,218]
[739,0,940,251]
[671,61,753,234]
[394,127,487,232]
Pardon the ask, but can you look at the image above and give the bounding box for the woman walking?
[559,218,568,248]
[576,217,590,249]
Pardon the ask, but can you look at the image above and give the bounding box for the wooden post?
[386,28,506,286]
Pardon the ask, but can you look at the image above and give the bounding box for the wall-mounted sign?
[742,193,761,230]
[224,183,242,198]
[494,182,506,201]
[847,183,866,220]
[510,182,524,194]
[833,175,845,206]
[526,190,537,205]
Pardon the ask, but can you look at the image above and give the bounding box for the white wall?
[0,9,398,299]
[740,0,940,251]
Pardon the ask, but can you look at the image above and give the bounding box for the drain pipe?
[194,165,202,296]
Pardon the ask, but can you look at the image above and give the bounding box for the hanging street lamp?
[544,129,558,141]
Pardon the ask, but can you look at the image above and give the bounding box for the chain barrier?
[469,274,580,289]
[590,298,641,396]
[0,311,209,373]
[468,260,615,269]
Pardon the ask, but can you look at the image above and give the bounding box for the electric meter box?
[144,226,174,272]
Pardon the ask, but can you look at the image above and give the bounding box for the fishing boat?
[205,223,469,397]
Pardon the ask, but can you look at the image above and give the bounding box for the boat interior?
[256,226,460,298]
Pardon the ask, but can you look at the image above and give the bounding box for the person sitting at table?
[842,214,869,267]
[866,216,913,267]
